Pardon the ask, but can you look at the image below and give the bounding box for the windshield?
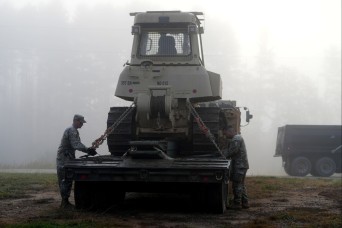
[138,30,191,57]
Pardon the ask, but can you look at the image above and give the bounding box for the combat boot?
[60,198,74,209]
[242,201,250,209]
[229,203,242,210]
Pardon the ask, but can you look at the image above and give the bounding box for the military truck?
[64,11,252,213]
[275,125,341,177]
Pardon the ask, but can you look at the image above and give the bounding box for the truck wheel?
[74,181,94,210]
[284,162,293,176]
[310,166,320,177]
[314,157,336,177]
[291,157,311,176]
[207,183,228,213]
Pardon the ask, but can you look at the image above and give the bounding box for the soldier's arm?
[224,139,240,158]
[68,129,88,152]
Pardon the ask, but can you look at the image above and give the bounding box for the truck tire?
[284,162,293,176]
[314,157,336,177]
[310,166,320,177]
[207,183,228,213]
[291,157,311,176]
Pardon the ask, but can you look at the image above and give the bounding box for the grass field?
[0,173,57,199]
[246,175,341,199]
[0,173,341,227]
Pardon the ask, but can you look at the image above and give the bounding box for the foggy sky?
[0,0,341,175]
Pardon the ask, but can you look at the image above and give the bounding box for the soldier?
[56,114,97,209]
[223,126,249,209]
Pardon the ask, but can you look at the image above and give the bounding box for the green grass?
[245,176,342,199]
[1,174,341,227]
[0,173,57,199]
[241,176,342,228]
[267,208,342,228]
[3,221,97,228]
[0,161,55,169]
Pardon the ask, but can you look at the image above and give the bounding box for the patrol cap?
[73,114,86,123]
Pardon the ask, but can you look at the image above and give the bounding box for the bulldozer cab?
[140,31,188,56]
[130,11,204,65]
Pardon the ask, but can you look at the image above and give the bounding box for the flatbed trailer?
[64,155,230,213]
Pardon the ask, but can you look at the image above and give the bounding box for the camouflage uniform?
[224,134,249,207]
[56,126,88,200]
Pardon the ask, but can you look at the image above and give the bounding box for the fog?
[0,0,341,175]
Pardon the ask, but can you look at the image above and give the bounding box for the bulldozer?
[64,11,252,213]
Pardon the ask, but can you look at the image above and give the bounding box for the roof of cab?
[130,11,203,25]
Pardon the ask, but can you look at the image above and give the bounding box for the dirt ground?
[1,177,341,227]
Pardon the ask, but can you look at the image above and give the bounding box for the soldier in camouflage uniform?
[223,126,249,209]
[56,114,97,209]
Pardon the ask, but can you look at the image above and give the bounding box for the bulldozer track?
[107,107,135,156]
[107,106,222,156]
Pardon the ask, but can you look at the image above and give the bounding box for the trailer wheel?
[314,157,336,177]
[74,181,94,210]
[207,183,228,213]
[107,188,125,206]
[291,157,311,176]
[93,182,125,209]
[75,182,125,210]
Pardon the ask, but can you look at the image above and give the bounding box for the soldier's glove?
[87,148,97,156]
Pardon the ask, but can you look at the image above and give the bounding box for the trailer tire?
[291,156,311,176]
[109,189,126,205]
[75,182,125,210]
[207,183,228,214]
[314,157,336,177]
[74,181,94,210]
[93,183,125,209]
